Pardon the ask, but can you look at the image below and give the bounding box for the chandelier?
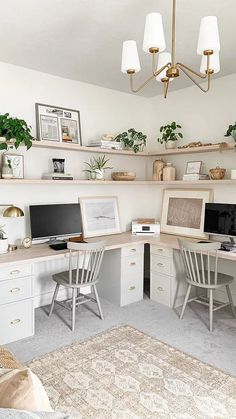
[121,0,220,98]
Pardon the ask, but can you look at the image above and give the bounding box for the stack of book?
[183,173,210,181]
[42,173,73,180]
[88,139,123,150]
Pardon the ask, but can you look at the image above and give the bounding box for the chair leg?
[209,289,213,332]
[48,283,60,317]
[180,284,191,320]
[226,285,236,318]
[71,288,76,332]
[93,284,104,320]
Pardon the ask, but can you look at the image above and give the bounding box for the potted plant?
[0,113,33,151]
[84,155,113,180]
[114,128,147,153]
[157,122,183,149]
[0,224,8,254]
[225,122,236,143]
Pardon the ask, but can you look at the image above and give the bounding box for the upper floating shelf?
[31,140,235,157]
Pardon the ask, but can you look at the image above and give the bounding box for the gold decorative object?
[177,141,228,150]
[111,172,136,181]
[209,166,226,180]
[121,0,220,97]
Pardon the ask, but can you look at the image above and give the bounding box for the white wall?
[0,61,152,243]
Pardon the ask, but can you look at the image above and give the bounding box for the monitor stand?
[47,238,67,245]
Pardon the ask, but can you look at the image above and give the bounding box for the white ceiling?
[0,0,235,97]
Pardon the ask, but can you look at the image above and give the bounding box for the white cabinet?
[0,263,34,344]
[97,244,144,306]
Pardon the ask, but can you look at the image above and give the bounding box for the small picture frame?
[186,161,203,174]
[79,196,121,238]
[35,103,82,145]
[4,154,24,179]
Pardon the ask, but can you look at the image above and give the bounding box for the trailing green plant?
[114,128,147,153]
[0,113,34,151]
[0,224,6,240]
[225,122,236,141]
[157,122,183,144]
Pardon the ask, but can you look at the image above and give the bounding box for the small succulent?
[157,122,183,144]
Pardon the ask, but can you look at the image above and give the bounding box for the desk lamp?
[0,204,24,251]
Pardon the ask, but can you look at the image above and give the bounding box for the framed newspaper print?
[35,103,82,145]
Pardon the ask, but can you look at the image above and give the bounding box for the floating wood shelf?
[1,179,236,186]
[148,143,235,156]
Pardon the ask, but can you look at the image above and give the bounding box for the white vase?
[0,238,9,254]
[95,169,104,180]
[165,141,177,149]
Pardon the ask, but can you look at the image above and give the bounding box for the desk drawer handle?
[130,248,137,252]
[129,262,136,266]
[10,270,20,275]
[9,287,20,293]
[157,263,164,267]
[157,249,164,252]
[129,285,136,291]
[157,286,164,292]
[10,319,21,325]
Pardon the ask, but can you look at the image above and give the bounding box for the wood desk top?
[0,232,235,267]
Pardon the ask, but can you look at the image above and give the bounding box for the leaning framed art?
[35,103,82,145]
[79,196,121,238]
[160,189,213,239]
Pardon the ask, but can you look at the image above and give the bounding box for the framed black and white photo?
[35,103,82,145]
[79,196,121,238]
[4,154,24,179]
[186,161,203,174]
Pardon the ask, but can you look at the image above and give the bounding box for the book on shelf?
[183,173,210,181]
[88,140,122,149]
[42,173,73,180]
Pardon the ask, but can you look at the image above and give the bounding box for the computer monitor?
[204,203,236,241]
[29,203,82,243]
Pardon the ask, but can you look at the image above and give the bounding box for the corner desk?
[1,232,236,345]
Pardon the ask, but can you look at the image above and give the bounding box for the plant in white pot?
[0,224,8,254]
[83,158,97,180]
[93,155,113,180]
[157,122,183,149]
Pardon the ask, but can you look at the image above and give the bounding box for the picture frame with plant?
[157,122,183,148]
[225,122,236,142]
[114,128,147,153]
[0,113,34,151]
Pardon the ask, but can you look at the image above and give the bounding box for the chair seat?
[186,271,234,288]
[53,269,96,288]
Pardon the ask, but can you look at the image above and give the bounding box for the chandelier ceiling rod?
[121,0,220,97]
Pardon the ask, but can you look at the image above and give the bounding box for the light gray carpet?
[6,297,236,376]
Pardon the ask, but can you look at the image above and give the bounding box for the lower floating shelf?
[0,179,236,185]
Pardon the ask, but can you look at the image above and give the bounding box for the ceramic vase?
[1,155,13,179]
[152,159,165,180]
[163,163,176,181]
[95,169,104,180]
[0,238,9,254]
[165,141,177,149]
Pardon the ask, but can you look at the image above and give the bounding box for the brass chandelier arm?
[178,64,211,93]
[163,79,170,99]
[129,63,169,93]
[153,63,170,78]
[176,54,210,80]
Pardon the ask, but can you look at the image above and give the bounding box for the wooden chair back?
[178,239,221,286]
[67,241,105,286]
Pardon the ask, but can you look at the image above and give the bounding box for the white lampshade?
[200,52,220,74]
[143,13,166,53]
[121,40,141,73]
[156,52,172,82]
[197,16,220,55]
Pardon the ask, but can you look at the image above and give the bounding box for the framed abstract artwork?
[160,189,213,239]
[35,103,82,145]
[79,196,121,238]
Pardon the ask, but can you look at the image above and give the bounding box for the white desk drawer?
[150,272,171,306]
[0,264,32,281]
[151,254,172,276]
[0,299,34,344]
[121,274,143,306]
[121,254,143,276]
[0,277,33,305]
[151,245,173,258]
[121,244,143,257]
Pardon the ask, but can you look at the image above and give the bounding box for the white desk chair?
[49,241,105,331]
[178,239,236,332]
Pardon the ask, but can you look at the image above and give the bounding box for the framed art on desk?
[79,196,121,238]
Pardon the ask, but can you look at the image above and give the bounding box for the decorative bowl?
[111,171,136,181]
[209,166,226,180]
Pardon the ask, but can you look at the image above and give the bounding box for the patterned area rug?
[29,325,236,418]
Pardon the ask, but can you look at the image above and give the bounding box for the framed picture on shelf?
[35,103,82,145]
[160,188,213,239]
[79,196,121,238]
[186,161,203,174]
[4,154,24,179]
